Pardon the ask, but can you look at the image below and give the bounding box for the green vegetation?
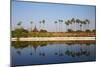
[12,18,96,37]
[12,30,95,37]
[67,29,73,32]
[12,28,28,37]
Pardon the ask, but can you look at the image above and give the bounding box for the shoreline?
[12,37,96,41]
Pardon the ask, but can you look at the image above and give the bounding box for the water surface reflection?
[11,41,96,66]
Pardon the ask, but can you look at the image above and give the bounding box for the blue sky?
[12,1,96,32]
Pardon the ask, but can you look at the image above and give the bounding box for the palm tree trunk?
[55,24,56,32]
[75,22,76,31]
[59,22,60,32]
[66,25,67,32]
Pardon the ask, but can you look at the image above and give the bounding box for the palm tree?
[65,21,69,32]
[71,18,75,31]
[71,18,75,23]
[54,21,57,32]
[82,20,87,31]
[85,19,90,30]
[39,20,45,31]
[39,21,42,31]
[58,19,63,32]
[67,20,71,31]
[76,19,81,31]
[42,19,45,30]
[60,20,63,32]
[85,19,90,24]
[79,20,83,31]
[30,21,33,32]
[17,21,22,29]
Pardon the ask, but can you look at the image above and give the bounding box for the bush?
[12,28,28,37]
[92,29,96,32]
[67,29,73,32]
[76,30,82,32]
[40,29,47,32]
[85,29,91,32]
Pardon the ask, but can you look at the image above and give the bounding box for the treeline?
[12,28,95,37]
[12,18,96,37]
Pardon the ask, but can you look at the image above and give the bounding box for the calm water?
[11,41,96,66]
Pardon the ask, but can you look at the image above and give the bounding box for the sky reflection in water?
[11,41,96,66]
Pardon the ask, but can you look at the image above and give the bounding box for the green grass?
[12,31,96,37]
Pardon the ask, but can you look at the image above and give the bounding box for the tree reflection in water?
[65,43,91,57]
[65,48,90,57]
[12,41,29,55]
[58,45,64,56]
[12,41,92,57]
[29,41,47,56]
